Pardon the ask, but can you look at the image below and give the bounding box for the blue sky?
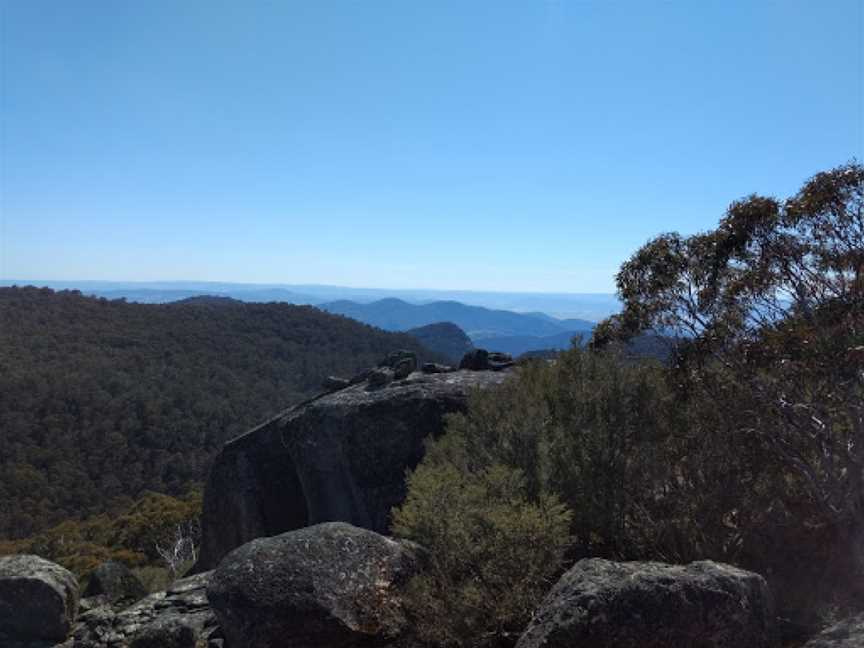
[1,1,861,292]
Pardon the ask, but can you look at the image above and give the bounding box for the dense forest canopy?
[0,287,441,539]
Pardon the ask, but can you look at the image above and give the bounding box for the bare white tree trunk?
[155,519,199,578]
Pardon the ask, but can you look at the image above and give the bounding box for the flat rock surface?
[71,571,220,648]
[82,562,147,608]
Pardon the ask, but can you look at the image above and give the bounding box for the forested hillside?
[404,322,474,363]
[0,287,439,539]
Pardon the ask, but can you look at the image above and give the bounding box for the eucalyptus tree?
[593,163,864,570]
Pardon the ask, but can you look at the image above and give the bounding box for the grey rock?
[0,554,80,642]
[71,571,218,648]
[207,522,421,648]
[195,371,507,571]
[459,348,514,371]
[83,562,147,609]
[487,350,515,368]
[380,349,418,370]
[195,369,509,571]
[78,596,110,614]
[421,362,454,374]
[392,357,415,379]
[323,376,351,391]
[516,558,777,648]
[129,616,197,648]
[802,612,864,647]
[349,368,373,384]
[368,367,395,388]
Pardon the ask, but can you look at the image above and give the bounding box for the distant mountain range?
[2,280,612,356]
[318,298,596,356]
[0,280,620,321]
[320,298,593,337]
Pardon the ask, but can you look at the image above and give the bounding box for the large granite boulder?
[83,561,147,609]
[516,558,777,648]
[0,554,79,643]
[207,522,421,648]
[71,571,221,648]
[195,368,509,571]
[802,612,864,647]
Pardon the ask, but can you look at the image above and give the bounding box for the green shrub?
[393,462,571,648]
[0,489,201,581]
[425,350,674,559]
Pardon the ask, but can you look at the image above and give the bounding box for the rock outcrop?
[195,366,509,571]
[515,558,777,648]
[421,362,454,373]
[802,612,864,648]
[322,376,351,391]
[71,571,220,648]
[0,554,80,644]
[459,348,514,371]
[208,522,421,648]
[381,349,418,379]
[82,562,147,609]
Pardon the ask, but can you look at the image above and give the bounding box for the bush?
[422,351,674,559]
[0,489,202,581]
[393,462,571,648]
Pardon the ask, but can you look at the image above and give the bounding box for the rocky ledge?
[195,355,511,571]
[71,572,219,648]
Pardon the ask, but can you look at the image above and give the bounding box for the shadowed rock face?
[195,369,509,572]
[82,561,147,609]
[0,554,79,643]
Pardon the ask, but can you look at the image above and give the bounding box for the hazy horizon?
[0,277,623,320]
[0,276,616,296]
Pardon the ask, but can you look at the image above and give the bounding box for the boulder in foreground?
[207,522,422,648]
[0,554,79,643]
[516,558,777,648]
[802,611,864,648]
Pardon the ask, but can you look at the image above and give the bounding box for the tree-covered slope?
[0,286,440,539]
[405,322,474,363]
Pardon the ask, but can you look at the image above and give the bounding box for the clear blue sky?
[1,1,861,292]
